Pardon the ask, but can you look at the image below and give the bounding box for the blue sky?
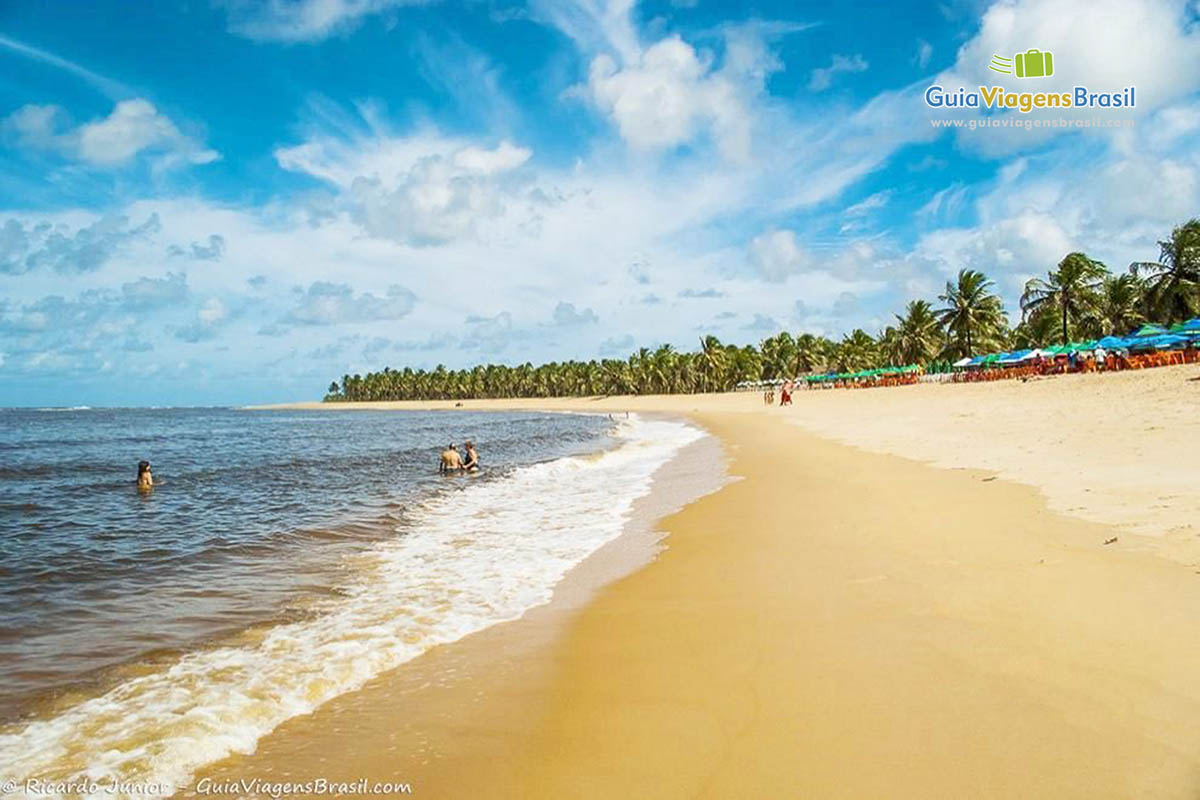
[2,0,1198,405]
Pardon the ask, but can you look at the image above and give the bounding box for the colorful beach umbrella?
[1129,323,1169,338]
[1169,318,1200,336]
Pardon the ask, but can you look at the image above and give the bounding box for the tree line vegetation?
[325,219,1200,401]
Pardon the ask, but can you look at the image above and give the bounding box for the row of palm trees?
[325,219,1199,401]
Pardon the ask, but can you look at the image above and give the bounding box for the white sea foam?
[0,414,705,798]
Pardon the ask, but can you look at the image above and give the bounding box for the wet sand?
[227,364,1200,798]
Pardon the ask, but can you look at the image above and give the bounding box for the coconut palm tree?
[936,269,1008,358]
[892,299,943,364]
[1010,306,1059,348]
[1132,219,1200,324]
[759,332,796,380]
[1020,252,1107,345]
[836,329,879,372]
[1093,272,1146,336]
[793,333,830,374]
[696,336,727,392]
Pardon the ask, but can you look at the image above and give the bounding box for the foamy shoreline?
[236,376,1200,797]
[2,413,715,798]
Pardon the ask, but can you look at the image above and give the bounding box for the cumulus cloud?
[276,128,532,246]
[121,272,190,310]
[748,229,814,281]
[741,312,780,331]
[586,36,752,158]
[569,11,810,161]
[283,282,417,325]
[4,99,218,169]
[176,298,231,343]
[460,311,521,354]
[221,0,430,42]
[808,53,868,91]
[599,333,635,354]
[169,234,226,261]
[552,301,599,325]
[0,214,159,275]
[933,0,1200,156]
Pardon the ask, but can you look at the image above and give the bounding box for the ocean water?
[0,407,704,796]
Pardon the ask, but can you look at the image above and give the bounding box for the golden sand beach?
[215,363,1200,798]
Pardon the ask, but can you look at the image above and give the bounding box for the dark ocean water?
[0,407,612,720]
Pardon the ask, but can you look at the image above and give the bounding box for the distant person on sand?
[439,444,464,474]
[136,460,154,491]
[462,441,480,472]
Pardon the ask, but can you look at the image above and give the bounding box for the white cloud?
[749,229,814,281]
[283,282,417,326]
[935,0,1200,155]
[4,99,218,170]
[808,53,868,91]
[586,36,752,158]
[197,297,229,325]
[276,126,532,246]
[221,0,431,43]
[844,190,891,216]
[916,40,933,69]
[552,301,599,325]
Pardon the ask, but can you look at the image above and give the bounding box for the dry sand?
[219,363,1200,798]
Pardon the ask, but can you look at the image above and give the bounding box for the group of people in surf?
[135,440,482,491]
[438,441,480,475]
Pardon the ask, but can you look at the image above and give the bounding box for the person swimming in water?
[439,443,464,474]
[136,460,154,490]
[462,440,479,472]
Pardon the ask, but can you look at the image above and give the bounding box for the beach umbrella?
[1129,334,1187,350]
[997,349,1029,364]
[1096,336,1127,349]
[1154,334,1190,349]
[1129,323,1168,338]
[952,357,972,368]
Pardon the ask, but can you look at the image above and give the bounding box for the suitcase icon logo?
[988,49,1054,78]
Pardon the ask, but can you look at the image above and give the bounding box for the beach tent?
[998,349,1034,364]
[1129,334,1189,350]
[1168,318,1200,337]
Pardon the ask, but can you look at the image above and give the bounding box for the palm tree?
[1132,218,1200,324]
[1020,252,1107,345]
[836,329,878,372]
[892,300,942,364]
[793,333,831,374]
[696,336,727,392]
[759,332,796,380]
[1010,307,1059,348]
[936,269,1008,359]
[1093,272,1146,336]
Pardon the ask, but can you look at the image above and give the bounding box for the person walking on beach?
[136,460,154,491]
[439,444,464,474]
[462,441,480,472]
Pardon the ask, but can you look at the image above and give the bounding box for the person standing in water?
[439,444,464,474]
[136,460,154,490]
[462,440,479,472]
